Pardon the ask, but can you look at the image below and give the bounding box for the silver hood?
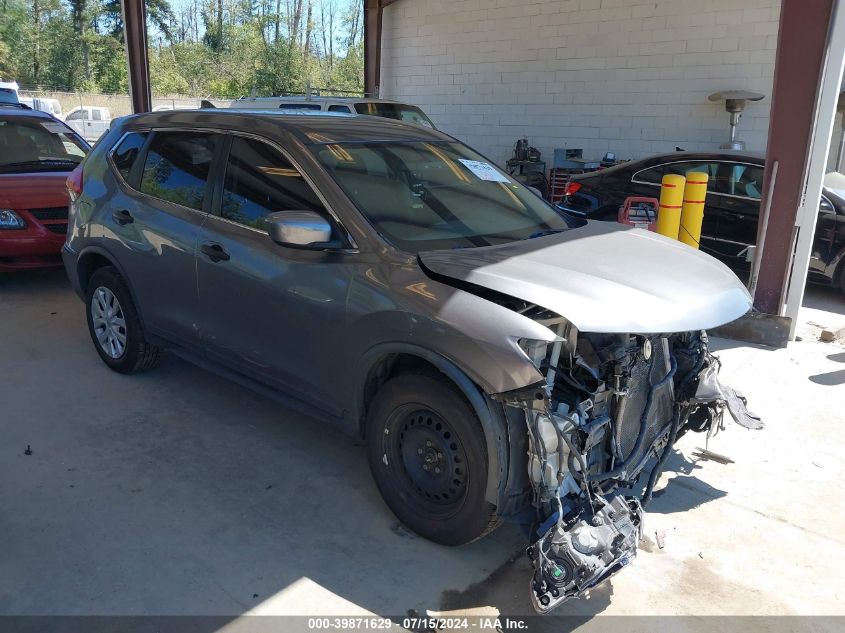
[418,222,751,334]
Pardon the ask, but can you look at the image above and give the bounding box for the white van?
[0,79,20,104]
[65,105,111,142]
[205,96,436,129]
[18,97,63,119]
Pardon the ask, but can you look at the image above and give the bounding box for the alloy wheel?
[90,286,127,359]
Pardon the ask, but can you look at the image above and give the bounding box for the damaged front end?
[495,320,759,614]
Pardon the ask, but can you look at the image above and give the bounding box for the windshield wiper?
[2,159,80,167]
[0,159,80,172]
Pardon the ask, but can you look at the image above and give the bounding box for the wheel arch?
[76,246,145,322]
[356,343,509,506]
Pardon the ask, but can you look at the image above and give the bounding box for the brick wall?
[380,0,781,167]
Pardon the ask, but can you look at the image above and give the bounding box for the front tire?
[366,373,499,546]
[85,266,161,374]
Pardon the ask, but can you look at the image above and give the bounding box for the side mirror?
[266,210,334,248]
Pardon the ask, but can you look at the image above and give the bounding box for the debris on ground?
[692,448,735,464]
[802,320,845,344]
[655,530,667,549]
[819,328,845,343]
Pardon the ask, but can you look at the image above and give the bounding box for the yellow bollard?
[678,172,709,248]
[655,174,686,239]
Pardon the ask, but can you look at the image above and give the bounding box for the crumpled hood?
[418,222,751,334]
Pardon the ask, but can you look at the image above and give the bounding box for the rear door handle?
[201,242,230,262]
[112,209,133,225]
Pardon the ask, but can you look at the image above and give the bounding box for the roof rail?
[0,102,31,109]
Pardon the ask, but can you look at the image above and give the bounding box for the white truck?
[64,106,111,142]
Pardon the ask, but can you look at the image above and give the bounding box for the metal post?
[782,0,845,338]
[363,0,383,98]
[753,0,835,316]
[121,0,152,114]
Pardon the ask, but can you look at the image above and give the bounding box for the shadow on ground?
[802,285,845,317]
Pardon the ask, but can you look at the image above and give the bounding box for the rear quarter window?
[111,132,149,185]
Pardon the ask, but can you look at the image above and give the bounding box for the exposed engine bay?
[495,319,761,614]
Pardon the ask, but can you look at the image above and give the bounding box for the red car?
[0,103,90,270]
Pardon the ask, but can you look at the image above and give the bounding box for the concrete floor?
[1,269,844,630]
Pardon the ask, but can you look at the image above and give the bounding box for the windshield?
[314,141,572,252]
[0,87,18,104]
[354,102,435,128]
[0,118,88,172]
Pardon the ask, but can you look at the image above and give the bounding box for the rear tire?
[85,266,161,374]
[366,373,500,546]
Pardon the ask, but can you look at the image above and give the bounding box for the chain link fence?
[17,89,203,119]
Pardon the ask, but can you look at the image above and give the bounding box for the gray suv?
[63,110,752,612]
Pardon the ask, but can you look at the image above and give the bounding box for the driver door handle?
[201,242,230,263]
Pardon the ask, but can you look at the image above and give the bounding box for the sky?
[160,0,360,47]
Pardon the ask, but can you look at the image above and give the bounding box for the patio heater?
[708,90,766,150]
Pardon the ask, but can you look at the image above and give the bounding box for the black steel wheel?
[393,407,469,508]
[366,373,500,546]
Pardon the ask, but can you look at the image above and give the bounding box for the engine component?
[528,495,642,614]
[504,327,761,615]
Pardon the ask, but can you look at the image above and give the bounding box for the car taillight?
[66,166,83,201]
[564,181,582,197]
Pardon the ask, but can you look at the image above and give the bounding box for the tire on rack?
[85,266,161,374]
[365,372,500,546]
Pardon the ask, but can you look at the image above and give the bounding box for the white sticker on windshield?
[41,122,68,134]
[458,159,510,182]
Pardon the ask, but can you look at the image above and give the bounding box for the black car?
[558,151,845,296]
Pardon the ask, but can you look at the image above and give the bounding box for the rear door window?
[328,104,352,113]
[139,131,218,211]
[719,163,765,199]
[111,132,148,184]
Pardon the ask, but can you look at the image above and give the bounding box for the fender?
[73,244,146,323]
[356,342,510,506]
